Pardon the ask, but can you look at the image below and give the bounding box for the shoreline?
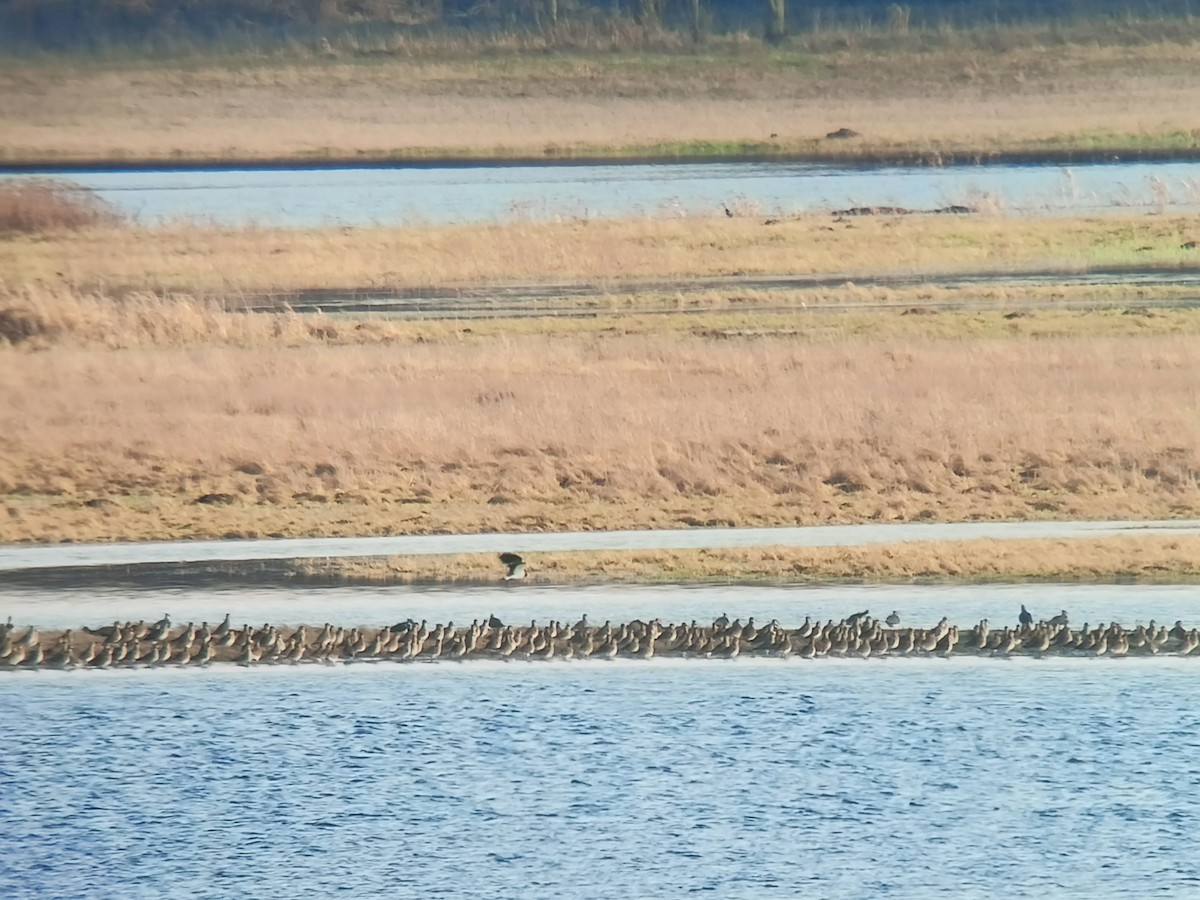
[4,534,1200,587]
[1,145,1192,173]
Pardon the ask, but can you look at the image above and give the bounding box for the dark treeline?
[1,0,1196,51]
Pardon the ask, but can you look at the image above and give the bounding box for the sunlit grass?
[3,308,1199,543]
[4,213,1199,297]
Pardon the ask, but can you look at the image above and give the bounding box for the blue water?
[3,659,1199,898]
[4,159,1200,227]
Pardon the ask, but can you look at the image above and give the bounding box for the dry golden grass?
[5,214,1199,297]
[2,309,1199,543]
[0,179,121,234]
[4,286,1200,350]
[291,535,1200,583]
[3,36,1200,162]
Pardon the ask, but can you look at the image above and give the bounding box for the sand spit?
[2,613,1198,670]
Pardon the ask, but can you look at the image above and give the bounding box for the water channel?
[6,158,1200,227]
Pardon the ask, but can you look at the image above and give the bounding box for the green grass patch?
[12,129,1199,168]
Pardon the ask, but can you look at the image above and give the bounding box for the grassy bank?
[4,137,1200,169]
[5,213,1200,298]
[4,24,1200,164]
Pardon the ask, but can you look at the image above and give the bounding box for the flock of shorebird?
[3,607,1199,671]
[4,555,1197,671]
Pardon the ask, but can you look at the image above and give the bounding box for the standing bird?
[885,611,900,627]
[1019,604,1034,627]
[499,553,526,581]
[1048,610,1069,628]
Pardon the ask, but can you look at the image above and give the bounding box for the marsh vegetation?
[3,10,1199,580]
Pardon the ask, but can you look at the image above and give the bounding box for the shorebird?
[148,614,172,642]
[885,611,900,627]
[1048,610,1069,627]
[83,621,122,642]
[499,553,526,581]
[1018,604,1034,627]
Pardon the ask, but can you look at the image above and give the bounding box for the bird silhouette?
[1019,604,1034,627]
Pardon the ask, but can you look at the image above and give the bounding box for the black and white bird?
[1019,604,1034,627]
[499,553,526,581]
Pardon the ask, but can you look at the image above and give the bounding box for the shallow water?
[3,582,1199,633]
[6,159,1200,227]
[3,659,1199,898]
[3,517,1197,572]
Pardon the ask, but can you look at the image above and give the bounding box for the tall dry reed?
[3,330,1198,518]
[0,179,121,234]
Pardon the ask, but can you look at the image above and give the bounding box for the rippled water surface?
[3,660,1199,899]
